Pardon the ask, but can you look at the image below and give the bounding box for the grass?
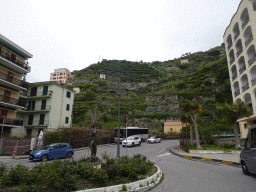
[188,144,241,151]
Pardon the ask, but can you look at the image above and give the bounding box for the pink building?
[50,68,74,84]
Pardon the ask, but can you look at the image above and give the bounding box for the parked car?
[238,125,256,175]
[147,136,161,143]
[122,136,141,147]
[29,143,74,161]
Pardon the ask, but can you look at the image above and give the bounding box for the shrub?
[90,168,109,187]
[219,143,236,149]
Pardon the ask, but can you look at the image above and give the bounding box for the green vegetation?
[188,143,240,151]
[0,154,156,192]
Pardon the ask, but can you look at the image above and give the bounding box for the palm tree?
[180,113,194,146]
[181,102,202,149]
[216,101,251,146]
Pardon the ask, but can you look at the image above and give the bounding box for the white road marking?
[157,148,167,154]
[157,153,171,157]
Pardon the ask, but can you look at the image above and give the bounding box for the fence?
[1,139,30,155]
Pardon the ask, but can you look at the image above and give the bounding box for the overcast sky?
[1,0,242,83]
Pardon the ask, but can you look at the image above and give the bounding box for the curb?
[0,143,117,160]
[168,148,240,167]
[73,164,163,192]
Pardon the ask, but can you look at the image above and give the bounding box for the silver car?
[147,136,161,143]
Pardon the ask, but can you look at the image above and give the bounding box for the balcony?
[234,90,240,97]
[25,90,53,99]
[242,83,249,92]
[24,105,51,112]
[230,58,235,65]
[234,32,240,41]
[245,35,253,48]
[0,117,23,126]
[241,16,249,30]
[236,49,243,57]
[0,94,26,109]
[251,78,256,86]
[26,120,49,127]
[0,71,28,91]
[227,43,233,51]
[0,51,31,74]
[232,74,238,81]
[248,53,256,66]
[239,65,246,74]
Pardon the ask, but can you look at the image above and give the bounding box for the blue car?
[29,143,74,161]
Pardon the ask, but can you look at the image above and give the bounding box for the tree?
[181,102,202,149]
[180,113,194,146]
[216,101,251,146]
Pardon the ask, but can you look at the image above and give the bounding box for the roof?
[0,34,33,58]
[164,121,182,126]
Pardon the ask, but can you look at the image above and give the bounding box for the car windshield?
[126,137,134,140]
[40,145,53,150]
[150,137,156,139]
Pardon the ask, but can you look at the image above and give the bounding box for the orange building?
[50,68,74,84]
[164,121,182,134]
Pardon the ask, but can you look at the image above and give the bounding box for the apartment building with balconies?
[224,0,256,139]
[50,68,74,84]
[0,34,32,138]
[15,81,75,137]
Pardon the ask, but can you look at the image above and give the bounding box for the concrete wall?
[164,125,181,134]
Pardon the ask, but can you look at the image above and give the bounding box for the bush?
[219,143,236,149]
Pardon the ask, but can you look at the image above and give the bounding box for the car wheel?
[241,162,250,175]
[67,152,73,158]
[138,142,141,146]
[154,140,156,143]
[41,154,48,162]
[132,142,135,147]
[159,140,161,143]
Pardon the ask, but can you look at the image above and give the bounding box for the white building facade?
[224,0,256,138]
[15,81,75,137]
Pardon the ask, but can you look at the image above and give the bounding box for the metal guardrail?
[0,117,23,126]
[0,71,28,89]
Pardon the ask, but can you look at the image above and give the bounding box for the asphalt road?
[1,140,256,192]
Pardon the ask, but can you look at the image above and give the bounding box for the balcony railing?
[239,65,246,74]
[0,71,29,89]
[29,90,52,97]
[236,48,243,57]
[251,78,256,86]
[26,105,51,111]
[234,90,240,97]
[241,16,250,30]
[230,58,235,65]
[0,94,26,107]
[248,53,256,66]
[0,51,31,72]
[27,120,49,126]
[227,43,233,51]
[0,117,23,126]
[234,32,240,41]
[245,34,253,47]
[242,83,249,92]
[232,74,238,81]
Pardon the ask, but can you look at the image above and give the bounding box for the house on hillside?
[180,59,189,64]
[0,34,32,138]
[223,0,256,139]
[50,68,74,84]
[15,81,75,137]
[164,121,182,134]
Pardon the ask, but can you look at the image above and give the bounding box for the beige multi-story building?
[0,34,32,138]
[15,81,75,137]
[164,121,182,134]
[50,68,74,84]
[223,0,256,138]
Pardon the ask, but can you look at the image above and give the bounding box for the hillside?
[68,44,232,134]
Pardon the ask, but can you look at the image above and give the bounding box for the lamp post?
[69,105,73,145]
[109,76,121,159]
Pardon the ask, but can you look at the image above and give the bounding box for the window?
[66,104,70,111]
[66,91,71,98]
[65,117,69,124]
[27,129,32,136]
[252,129,256,148]
[39,114,45,125]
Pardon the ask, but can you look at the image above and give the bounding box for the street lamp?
[109,75,121,159]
